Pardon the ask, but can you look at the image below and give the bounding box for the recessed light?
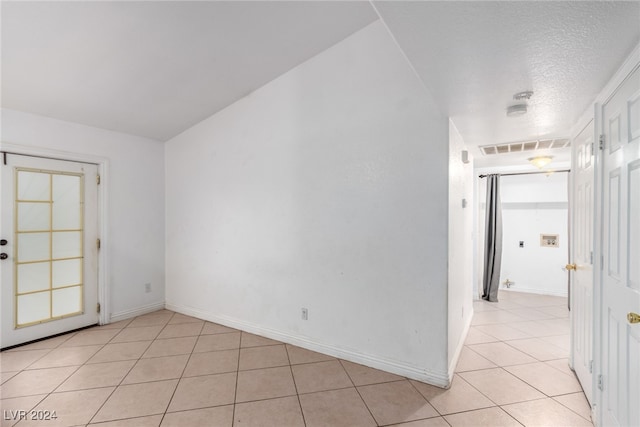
[507,104,527,117]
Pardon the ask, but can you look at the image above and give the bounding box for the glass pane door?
[1,154,99,349]
[15,169,84,327]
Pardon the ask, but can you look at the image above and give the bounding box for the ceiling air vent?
[480,138,570,156]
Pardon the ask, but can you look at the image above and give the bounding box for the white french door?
[570,119,595,405]
[0,154,99,348]
[599,64,640,427]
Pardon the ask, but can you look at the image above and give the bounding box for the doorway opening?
[475,170,571,300]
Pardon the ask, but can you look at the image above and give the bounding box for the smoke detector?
[513,91,534,100]
[507,104,528,117]
[506,91,533,117]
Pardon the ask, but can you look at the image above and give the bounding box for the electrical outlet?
[144,283,151,293]
[301,308,308,320]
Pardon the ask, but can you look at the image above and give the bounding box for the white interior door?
[599,64,640,427]
[570,119,595,405]
[1,154,99,348]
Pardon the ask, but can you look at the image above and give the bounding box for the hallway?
[1,291,592,426]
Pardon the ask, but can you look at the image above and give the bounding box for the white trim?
[166,302,450,388]
[569,114,595,147]
[567,106,597,404]
[594,101,608,427]
[593,100,605,427]
[595,41,640,105]
[499,287,568,297]
[109,301,166,323]
[447,308,473,385]
[0,141,111,325]
[97,160,110,326]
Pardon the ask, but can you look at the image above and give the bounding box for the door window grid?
[14,168,85,328]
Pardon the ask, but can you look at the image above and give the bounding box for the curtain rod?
[478,169,570,178]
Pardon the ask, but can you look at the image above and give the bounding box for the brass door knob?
[628,313,640,324]
[565,263,577,271]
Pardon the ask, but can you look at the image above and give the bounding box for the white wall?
[476,170,569,296]
[447,121,474,375]
[165,21,452,385]
[1,108,166,319]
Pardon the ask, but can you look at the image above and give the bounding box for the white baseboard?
[500,287,568,297]
[447,308,473,385]
[108,302,166,323]
[165,302,450,388]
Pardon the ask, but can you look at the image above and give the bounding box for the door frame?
[591,42,640,426]
[567,114,596,405]
[0,141,110,327]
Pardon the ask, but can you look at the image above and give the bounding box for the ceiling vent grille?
[480,138,570,156]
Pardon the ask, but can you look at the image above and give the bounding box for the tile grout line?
[284,342,308,427]
[550,393,595,422]
[502,360,583,398]
[342,359,385,426]
[404,375,447,421]
[230,331,242,425]
[27,337,107,424]
[158,314,205,424]
[85,314,172,425]
[158,313,190,425]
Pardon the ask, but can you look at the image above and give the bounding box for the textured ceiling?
[374,1,640,167]
[2,1,639,169]
[1,1,378,141]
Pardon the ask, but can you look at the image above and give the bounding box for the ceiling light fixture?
[528,156,553,169]
[507,104,528,117]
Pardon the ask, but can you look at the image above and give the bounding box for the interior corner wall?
[447,120,474,375]
[0,108,166,319]
[165,21,451,384]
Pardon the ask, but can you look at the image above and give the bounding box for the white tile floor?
[0,290,593,426]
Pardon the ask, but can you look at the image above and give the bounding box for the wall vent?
[480,138,570,156]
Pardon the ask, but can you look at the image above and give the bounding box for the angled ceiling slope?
[1,1,378,141]
[4,1,639,159]
[374,1,640,166]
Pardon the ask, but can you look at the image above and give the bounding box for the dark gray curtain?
[482,174,502,302]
